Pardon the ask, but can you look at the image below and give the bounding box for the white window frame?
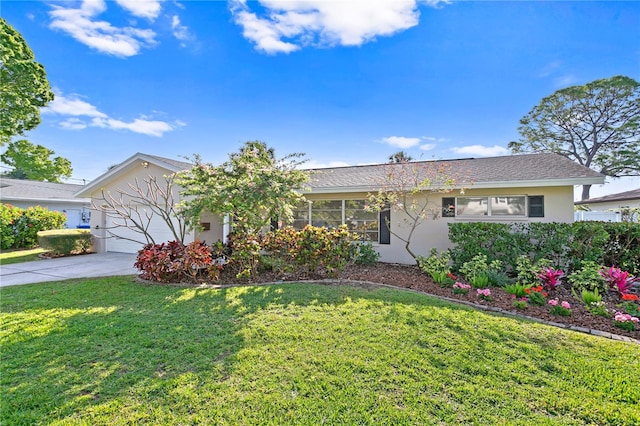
[455,195,528,218]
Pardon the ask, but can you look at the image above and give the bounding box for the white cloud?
[419,143,436,151]
[451,145,510,157]
[91,117,177,137]
[381,136,422,149]
[115,0,162,20]
[49,0,157,57]
[171,15,194,46]
[44,94,107,118]
[554,75,578,88]
[59,118,88,130]
[44,92,181,137]
[229,0,448,54]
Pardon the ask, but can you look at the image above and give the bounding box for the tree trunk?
[581,184,592,201]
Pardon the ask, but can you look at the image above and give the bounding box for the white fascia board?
[466,177,606,189]
[1,196,90,204]
[303,177,606,194]
[74,153,184,198]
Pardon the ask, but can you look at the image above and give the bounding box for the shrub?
[0,204,21,249]
[504,283,530,298]
[537,267,564,291]
[37,229,93,255]
[459,254,502,288]
[0,204,66,249]
[486,269,511,287]
[353,241,380,265]
[567,261,607,294]
[134,240,220,283]
[262,225,359,278]
[599,266,639,295]
[416,248,451,283]
[448,221,640,276]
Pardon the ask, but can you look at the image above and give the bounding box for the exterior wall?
[197,212,225,245]
[87,162,219,252]
[304,186,575,265]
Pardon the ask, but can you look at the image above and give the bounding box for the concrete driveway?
[0,252,138,287]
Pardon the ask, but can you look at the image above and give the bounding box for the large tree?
[0,18,55,145]
[177,141,309,237]
[1,139,72,182]
[509,76,640,200]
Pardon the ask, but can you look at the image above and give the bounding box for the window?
[528,196,544,218]
[345,200,379,242]
[292,199,384,243]
[442,195,543,218]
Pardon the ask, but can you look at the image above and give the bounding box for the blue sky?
[2,0,639,198]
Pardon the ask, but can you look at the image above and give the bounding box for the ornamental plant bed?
[211,262,640,341]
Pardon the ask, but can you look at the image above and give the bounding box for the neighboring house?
[77,152,604,264]
[574,188,640,222]
[0,177,91,229]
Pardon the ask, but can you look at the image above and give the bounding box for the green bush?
[37,229,93,255]
[353,241,380,265]
[567,261,608,294]
[448,222,640,275]
[262,225,359,278]
[416,248,452,283]
[1,204,66,249]
[0,204,22,250]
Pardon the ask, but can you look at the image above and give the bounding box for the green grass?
[1,278,638,425]
[0,247,48,265]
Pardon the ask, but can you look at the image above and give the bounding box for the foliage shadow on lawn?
[1,278,638,425]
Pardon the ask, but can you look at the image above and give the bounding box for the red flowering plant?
[537,267,564,291]
[524,285,548,306]
[599,266,639,295]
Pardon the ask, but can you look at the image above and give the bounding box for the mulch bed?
[203,262,640,342]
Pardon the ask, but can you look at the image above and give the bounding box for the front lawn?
[1,278,638,425]
[0,247,48,265]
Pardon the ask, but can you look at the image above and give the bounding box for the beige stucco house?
[76,152,604,264]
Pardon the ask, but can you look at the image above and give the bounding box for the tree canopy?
[1,139,72,182]
[388,151,414,163]
[509,75,640,200]
[177,141,309,236]
[0,18,54,145]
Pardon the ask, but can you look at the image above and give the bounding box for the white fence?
[574,211,621,222]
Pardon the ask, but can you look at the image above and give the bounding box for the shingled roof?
[0,177,89,203]
[305,153,604,193]
[575,188,640,205]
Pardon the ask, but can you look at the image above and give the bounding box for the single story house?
[76,152,604,264]
[0,177,91,229]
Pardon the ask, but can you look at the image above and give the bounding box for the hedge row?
[37,229,93,255]
[135,225,380,283]
[0,204,66,250]
[448,222,640,275]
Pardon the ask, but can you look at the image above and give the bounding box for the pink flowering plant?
[599,266,639,295]
[613,311,640,331]
[537,267,564,291]
[476,288,492,301]
[452,282,471,295]
[548,299,572,316]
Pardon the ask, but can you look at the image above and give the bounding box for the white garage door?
[106,206,183,253]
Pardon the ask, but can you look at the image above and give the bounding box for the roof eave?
[75,153,185,198]
[0,196,90,204]
[304,177,606,194]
